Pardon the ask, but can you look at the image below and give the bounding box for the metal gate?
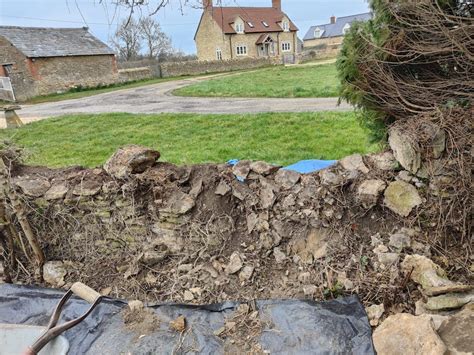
[0,77,16,102]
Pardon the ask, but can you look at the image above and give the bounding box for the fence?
[0,77,15,102]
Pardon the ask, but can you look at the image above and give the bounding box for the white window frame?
[235,22,244,34]
[236,44,247,56]
[314,27,323,38]
[342,23,351,35]
[282,21,290,32]
[281,42,291,52]
[216,48,223,60]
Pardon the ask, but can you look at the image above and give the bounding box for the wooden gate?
[0,77,16,102]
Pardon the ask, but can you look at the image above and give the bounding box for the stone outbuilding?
[195,0,299,63]
[302,13,372,57]
[0,26,118,101]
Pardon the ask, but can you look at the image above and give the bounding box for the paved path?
[13,74,351,125]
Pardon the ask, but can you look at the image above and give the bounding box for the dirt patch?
[123,301,160,338]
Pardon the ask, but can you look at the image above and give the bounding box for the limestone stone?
[15,178,51,197]
[389,232,411,251]
[43,261,67,287]
[260,184,276,209]
[128,300,144,312]
[273,247,286,263]
[72,180,102,197]
[184,290,194,302]
[357,179,386,208]
[340,154,369,173]
[289,228,329,264]
[377,252,400,267]
[141,246,169,266]
[425,291,474,311]
[249,161,280,175]
[274,169,300,190]
[215,181,231,196]
[373,313,447,355]
[225,252,243,275]
[388,127,421,174]
[438,305,474,354]
[44,183,68,200]
[366,303,385,326]
[303,284,318,296]
[232,161,250,180]
[384,181,422,217]
[401,254,453,290]
[167,191,195,215]
[319,169,342,186]
[239,265,254,281]
[368,151,398,171]
[104,145,160,179]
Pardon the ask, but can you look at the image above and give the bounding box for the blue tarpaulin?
[227,159,337,174]
[283,159,337,174]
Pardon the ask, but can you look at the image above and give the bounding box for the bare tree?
[111,17,143,61]
[139,17,173,59]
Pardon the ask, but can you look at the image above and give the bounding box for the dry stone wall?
[1,123,470,315]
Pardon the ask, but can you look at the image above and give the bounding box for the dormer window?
[235,22,244,33]
[247,22,254,28]
[262,21,269,27]
[342,23,351,35]
[314,27,323,38]
[282,20,290,32]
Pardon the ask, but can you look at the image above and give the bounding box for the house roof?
[210,7,298,34]
[0,26,115,58]
[303,12,372,41]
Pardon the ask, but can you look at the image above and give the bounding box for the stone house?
[0,26,118,101]
[195,0,299,63]
[303,13,372,56]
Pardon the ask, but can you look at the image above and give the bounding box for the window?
[247,22,254,28]
[236,45,247,56]
[281,42,291,52]
[2,64,13,77]
[216,48,222,60]
[314,27,323,38]
[283,21,290,32]
[342,23,351,35]
[262,21,269,27]
[235,22,244,33]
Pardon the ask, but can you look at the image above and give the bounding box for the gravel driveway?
[13,75,352,125]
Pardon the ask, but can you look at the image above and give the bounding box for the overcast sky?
[0,0,370,54]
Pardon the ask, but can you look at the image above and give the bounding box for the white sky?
[0,0,370,54]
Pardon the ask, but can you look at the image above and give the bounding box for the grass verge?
[174,63,339,98]
[23,76,185,105]
[0,111,378,168]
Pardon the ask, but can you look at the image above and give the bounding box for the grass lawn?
[22,76,186,105]
[174,63,339,98]
[0,111,378,168]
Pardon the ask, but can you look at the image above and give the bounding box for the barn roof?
[210,7,298,34]
[303,13,372,41]
[0,26,115,58]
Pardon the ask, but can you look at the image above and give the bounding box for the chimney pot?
[330,15,336,24]
[272,0,281,11]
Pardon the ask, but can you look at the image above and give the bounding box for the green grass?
[174,63,339,98]
[23,76,186,105]
[0,111,378,168]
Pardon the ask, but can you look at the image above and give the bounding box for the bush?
[336,0,473,141]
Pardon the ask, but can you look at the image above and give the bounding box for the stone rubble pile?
[0,125,472,353]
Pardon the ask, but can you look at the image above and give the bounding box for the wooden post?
[2,105,24,128]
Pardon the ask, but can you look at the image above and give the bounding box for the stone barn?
[0,26,118,101]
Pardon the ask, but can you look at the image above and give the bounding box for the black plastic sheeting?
[0,284,375,354]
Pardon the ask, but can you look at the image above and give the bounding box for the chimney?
[330,15,336,24]
[272,0,281,11]
[203,0,212,11]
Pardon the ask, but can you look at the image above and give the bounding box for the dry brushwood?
[0,155,45,267]
[342,1,473,120]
